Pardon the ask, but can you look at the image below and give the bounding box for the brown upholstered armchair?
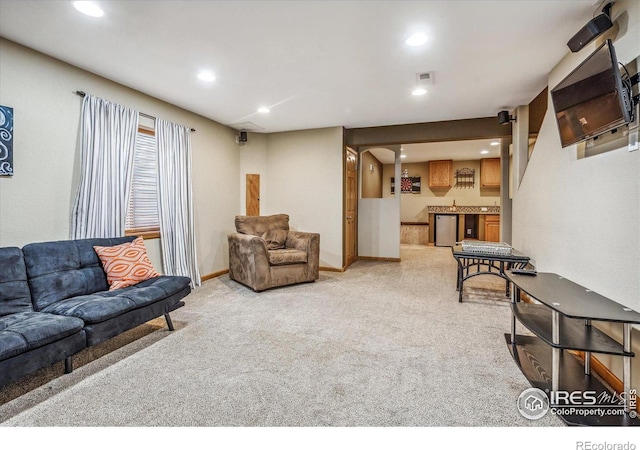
[228,214,320,292]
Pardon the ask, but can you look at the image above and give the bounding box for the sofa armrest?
[227,233,272,291]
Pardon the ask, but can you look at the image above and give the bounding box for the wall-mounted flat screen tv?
[551,39,632,148]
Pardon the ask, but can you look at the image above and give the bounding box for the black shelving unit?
[506,271,640,426]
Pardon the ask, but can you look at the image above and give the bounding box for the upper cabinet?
[428,160,453,188]
[480,158,501,188]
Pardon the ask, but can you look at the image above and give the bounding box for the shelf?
[506,272,640,324]
[512,302,632,356]
[455,167,475,188]
[505,334,640,426]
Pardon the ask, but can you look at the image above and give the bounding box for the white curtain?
[155,118,201,288]
[71,94,139,239]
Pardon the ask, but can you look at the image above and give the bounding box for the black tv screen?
[551,39,631,148]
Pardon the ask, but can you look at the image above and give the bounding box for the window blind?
[125,131,159,230]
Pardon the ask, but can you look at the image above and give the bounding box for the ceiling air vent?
[229,122,265,132]
[416,72,434,84]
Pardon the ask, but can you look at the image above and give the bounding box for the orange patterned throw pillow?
[93,237,160,290]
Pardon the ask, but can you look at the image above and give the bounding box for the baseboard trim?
[320,266,345,272]
[201,269,229,282]
[357,256,401,262]
[575,351,638,412]
[520,292,534,303]
[205,267,345,277]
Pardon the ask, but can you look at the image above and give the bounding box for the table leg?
[510,287,519,344]
[552,310,560,393]
[584,320,591,376]
[457,258,464,302]
[501,261,510,297]
[623,323,631,414]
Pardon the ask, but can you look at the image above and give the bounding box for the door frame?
[343,146,358,269]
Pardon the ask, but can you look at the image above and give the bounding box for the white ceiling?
[0,0,598,134]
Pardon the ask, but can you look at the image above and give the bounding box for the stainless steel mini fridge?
[435,214,457,247]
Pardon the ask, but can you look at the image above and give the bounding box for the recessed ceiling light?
[405,33,428,47]
[481,150,490,155]
[412,88,427,96]
[72,1,104,17]
[490,141,500,146]
[257,107,270,114]
[197,71,216,82]
[401,154,407,158]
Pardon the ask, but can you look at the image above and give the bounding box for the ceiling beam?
[344,117,512,148]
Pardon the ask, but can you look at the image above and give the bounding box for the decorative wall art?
[0,105,14,176]
[391,176,421,194]
[455,168,475,188]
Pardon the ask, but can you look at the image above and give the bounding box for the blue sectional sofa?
[0,236,191,389]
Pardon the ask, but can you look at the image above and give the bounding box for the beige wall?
[254,127,344,269]
[361,151,383,198]
[0,38,240,276]
[382,159,501,222]
[239,133,268,216]
[512,0,640,387]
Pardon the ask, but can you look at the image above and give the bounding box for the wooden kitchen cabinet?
[480,158,501,188]
[428,160,453,188]
[484,214,500,242]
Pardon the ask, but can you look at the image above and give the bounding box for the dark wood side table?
[451,244,530,302]
[506,271,640,426]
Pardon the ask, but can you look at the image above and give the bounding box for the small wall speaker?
[567,13,613,53]
[497,110,513,125]
[236,131,248,145]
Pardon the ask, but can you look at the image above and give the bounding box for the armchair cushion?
[268,249,308,266]
[262,229,288,250]
[235,214,289,236]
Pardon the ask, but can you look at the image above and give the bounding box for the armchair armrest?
[286,231,319,252]
[286,231,320,279]
[228,233,272,291]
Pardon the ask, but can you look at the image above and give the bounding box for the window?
[125,127,160,239]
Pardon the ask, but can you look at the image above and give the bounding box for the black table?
[451,244,530,302]
[506,271,640,426]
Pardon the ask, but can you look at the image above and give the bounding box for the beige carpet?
[0,245,563,426]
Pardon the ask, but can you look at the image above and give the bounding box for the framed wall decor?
[0,105,14,176]
[391,176,421,194]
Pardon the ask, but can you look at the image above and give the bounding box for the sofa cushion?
[0,311,84,361]
[40,276,191,324]
[235,214,289,237]
[0,247,33,316]
[268,249,308,266]
[23,237,135,311]
[262,229,288,250]
[93,237,160,290]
